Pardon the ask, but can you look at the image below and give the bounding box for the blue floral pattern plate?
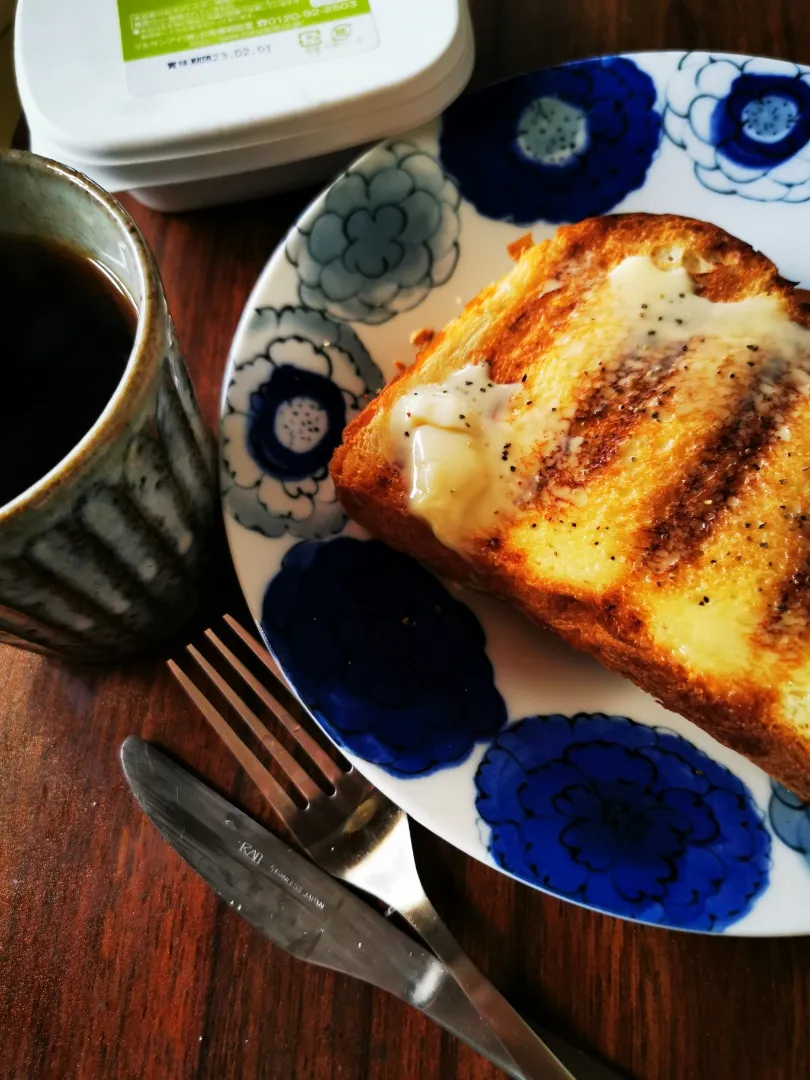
[221,52,810,936]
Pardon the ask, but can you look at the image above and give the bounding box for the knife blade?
[120,737,624,1080]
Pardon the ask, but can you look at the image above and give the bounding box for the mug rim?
[0,149,164,526]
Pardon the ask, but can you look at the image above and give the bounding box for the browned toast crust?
[331,213,810,799]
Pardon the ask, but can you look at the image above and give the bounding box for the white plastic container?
[15,0,474,211]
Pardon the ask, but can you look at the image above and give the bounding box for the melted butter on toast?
[391,254,810,553]
[389,364,554,547]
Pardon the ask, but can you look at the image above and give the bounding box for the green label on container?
[118,0,378,96]
[119,0,371,61]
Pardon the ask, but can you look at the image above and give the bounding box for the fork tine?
[206,626,346,789]
[184,645,324,806]
[167,659,299,822]
[224,614,296,697]
[218,618,374,807]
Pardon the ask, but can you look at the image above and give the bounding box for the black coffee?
[0,235,137,507]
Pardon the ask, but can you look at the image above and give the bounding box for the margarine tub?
[15,0,474,211]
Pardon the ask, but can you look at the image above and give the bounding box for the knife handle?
[420,984,627,1080]
[405,898,575,1079]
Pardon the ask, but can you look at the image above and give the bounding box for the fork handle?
[403,897,576,1080]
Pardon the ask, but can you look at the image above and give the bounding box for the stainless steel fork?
[169,615,576,1080]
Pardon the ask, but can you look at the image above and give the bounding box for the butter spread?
[608,256,810,424]
[389,364,532,547]
[609,255,809,353]
[390,254,810,549]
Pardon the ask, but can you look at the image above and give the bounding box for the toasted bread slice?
[331,213,810,799]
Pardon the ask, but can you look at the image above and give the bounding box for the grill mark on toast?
[533,342,686,490]
[483,292,579,377]
[760,513,810,645]
[644,358,800,573]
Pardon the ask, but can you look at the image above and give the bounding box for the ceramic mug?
[0,150,217,661]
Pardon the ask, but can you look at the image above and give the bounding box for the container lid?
[26,13,473,195]
[16,0,471,167]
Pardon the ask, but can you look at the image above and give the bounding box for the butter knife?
[120,737,623,1080]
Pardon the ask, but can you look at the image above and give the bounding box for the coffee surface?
[0,235,137,508]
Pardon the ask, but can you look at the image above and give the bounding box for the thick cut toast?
[331,213,810,799]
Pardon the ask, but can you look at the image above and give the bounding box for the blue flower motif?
[769,780,810,865]
[286,141,461,325]
[438,57,662,225]
[664,53,810,201]
[475,714,770,931]
[260,538,508,777]
[221,307,382,539]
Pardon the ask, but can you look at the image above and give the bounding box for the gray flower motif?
[664,52,810,202]
[286,141,461,325]
[769,780,810,866]
[221,307,382,539]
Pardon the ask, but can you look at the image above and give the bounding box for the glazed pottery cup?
[0,150,217,661]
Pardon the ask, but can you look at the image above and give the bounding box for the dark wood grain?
[2,2,810,1078]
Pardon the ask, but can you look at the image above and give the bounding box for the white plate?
[220,51,810,935]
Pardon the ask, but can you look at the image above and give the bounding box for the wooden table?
[2,3,810,1078]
